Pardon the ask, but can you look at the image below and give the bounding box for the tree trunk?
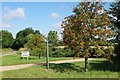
[39,53,40,59]
[85,57,88,72]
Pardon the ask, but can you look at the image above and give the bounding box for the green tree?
[109,1,120,42]
[113,43,120,71]
[48,30,58,46]
[0,30,14,48]
[26,34,34,42]
[34,30,41,35]
[61,2,114,71]
[12,28,35,49]
[24,34,34,48]
[110,1,120,71]
[26,34,46,59]
[109,1,120,29]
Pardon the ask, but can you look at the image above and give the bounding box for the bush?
[16,50,21,54]
[17,48,28,55]
[29,50,45,58]
[49,47,74,57]
[17,50,45,59]
[113,43,120,67]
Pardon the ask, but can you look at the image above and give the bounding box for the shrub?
[113,43,120,69]
[49,47,74,57]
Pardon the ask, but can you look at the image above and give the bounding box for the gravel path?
[49,58,94,64]
[0,58,95,72]
[0,64,34,72]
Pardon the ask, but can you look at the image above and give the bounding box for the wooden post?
[46,40,49,69]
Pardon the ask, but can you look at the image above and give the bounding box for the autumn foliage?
[26,34,46,58]
[61,2,115,71]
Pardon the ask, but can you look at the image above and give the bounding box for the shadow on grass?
[89,60,120,72]
[48,60,120,73]
[49,63,84,73]
[19,57,40,60]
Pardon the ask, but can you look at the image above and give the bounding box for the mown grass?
[2,59,119,78]
[1,54,73,66]
[0,48,13,55]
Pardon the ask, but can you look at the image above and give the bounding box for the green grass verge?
[1,54,73,66]
[0,48,13,55]
[2,59,119,78]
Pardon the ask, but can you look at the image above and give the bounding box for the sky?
[1,2,111,39]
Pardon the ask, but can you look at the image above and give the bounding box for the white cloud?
[50,12,59,19]
[0,23,12,29]
[3,7,26,20]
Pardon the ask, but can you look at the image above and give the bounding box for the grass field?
[0,48,13,55]
[2,59,119,78]
[1,54,73,66]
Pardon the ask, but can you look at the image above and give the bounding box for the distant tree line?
[11,28,41,49]
[0,27,62,58]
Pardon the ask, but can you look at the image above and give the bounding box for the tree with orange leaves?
[61,2,115,71]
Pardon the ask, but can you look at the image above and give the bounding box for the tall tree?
[109,1,120,29]
[12,28,35,49]
[61,2,114,71]
[0,30,14,48]
[34,30,41,35]
[109,1,120,42]
[48,30,58,46]
[26,34,46,59]
[110,1,120,70]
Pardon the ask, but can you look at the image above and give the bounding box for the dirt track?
[0,58,95,72]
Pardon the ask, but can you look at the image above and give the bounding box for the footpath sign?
[21,51,29,60]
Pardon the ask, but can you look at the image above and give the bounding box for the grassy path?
[0,64,34,72]
[49,58,94,64]
[0,51,16,57]
[0,58,95,72]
